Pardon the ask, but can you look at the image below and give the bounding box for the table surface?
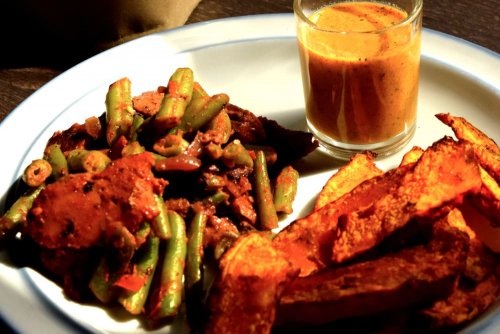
[0,0,499,125]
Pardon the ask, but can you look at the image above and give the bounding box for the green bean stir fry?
[0,67,317,326]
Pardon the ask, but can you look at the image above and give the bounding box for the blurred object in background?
[1,0,202,68]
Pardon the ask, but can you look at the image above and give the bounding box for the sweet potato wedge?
[331,137,482,264]
[204,232,299,334]
[440,208,498,283]
[276,211,470,327]
[314,152,383,210]
[399,145,424,166]
[418,273,500,329]
[459,200,500,253]
[436,113,500,183]
[273,162,414,276]
[466,166,500,227]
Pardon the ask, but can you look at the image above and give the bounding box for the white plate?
[0,13,499,334]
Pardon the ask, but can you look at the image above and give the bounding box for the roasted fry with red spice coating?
[314,152,382,210]
[419,274,500,329]
[459,201,500,253]
[204,232,299,334]
[418,205,500,332]
[438,208,498,283]
[399,145,424,166]
[273,162,413,277]
[331,137,482,264]
[276,212,469,328]
[436,113,500,183]
[466,166,500,227]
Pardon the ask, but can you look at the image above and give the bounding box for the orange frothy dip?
[298,1,421,144]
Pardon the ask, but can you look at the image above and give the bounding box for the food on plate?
[420,273,500,329]
[399,145,424,166]
[0,67,317,324]
[417,208,500,329]
[1,66,499,334]
[330,136,481,264]
[272,159,415,276]
[273,165,300,215]
[313,152,383,210]
[28,152,165,249]
[204,232,299,334]
[436,113,500,183]
[205,114,499,333]
[276,210,470,327]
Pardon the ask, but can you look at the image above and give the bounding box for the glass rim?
[293,0,423,34]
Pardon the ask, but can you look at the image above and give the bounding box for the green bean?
[89,257,118,303]
[213,232,239,260]
[22,159,52,187]
[153,133,189,157]
[154,68,194,131]
[185,212,207,292]
[105,77,135,146]
[203,173,226,190]
[154,96,187,131]
[172,95,205,133]
[90,221,139,303]
[0,186,43,238]
[150,210,187,319]
[184,212,207,327]
[168,67,194,103]
[44,144,68,180]
[121,141,146,157]
[118,235,160,315]
[129,113,144,142]
[204,110,232,144]
[67,149,111,173]
[192,81,208,100]
[173,93,229,134]
[203,189,230,206]
[151,195,171,240]
[105,222,137,271]
[222,140,254,169]
[273,165,299,214]
[134,222,152,247]
[204,142,223,160]
[254,150,278,230]
[244,144,278,166]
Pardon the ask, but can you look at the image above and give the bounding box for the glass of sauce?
[294,0,423,159]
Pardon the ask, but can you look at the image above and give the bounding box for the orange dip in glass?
[298,1,421,144]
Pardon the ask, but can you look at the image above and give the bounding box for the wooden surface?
[0,0,498,125]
